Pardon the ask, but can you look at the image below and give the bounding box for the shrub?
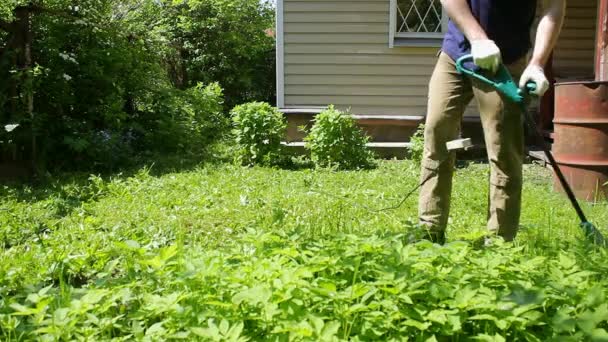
[231,102,286,166]
[137,82,226,156]
[304,105,375,170]
[409,123,425,166]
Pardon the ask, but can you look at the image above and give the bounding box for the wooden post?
[596,0,608,81]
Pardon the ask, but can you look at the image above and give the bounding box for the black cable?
[308,171,435,214]
[309,153,450,214]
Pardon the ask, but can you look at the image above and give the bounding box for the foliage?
[137,82,226,155]
[409,123,425,166]
[231,102,287,166]
[0,161,607,340]
[304,105,376,170]
[0,0,275,171]
[129,0,276,108]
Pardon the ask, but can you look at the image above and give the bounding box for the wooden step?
[282,141,413,159]
[282,142,412,148]
[281,108,485,145]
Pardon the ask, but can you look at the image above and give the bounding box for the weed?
[0,161,607,340]
[230,102,287,167]
[409,123,425,166]
[304,105,376,170]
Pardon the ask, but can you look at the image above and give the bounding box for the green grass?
[0,160,607,341]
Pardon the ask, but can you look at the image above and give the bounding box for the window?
[389,0,448,47]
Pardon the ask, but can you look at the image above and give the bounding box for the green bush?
[231,102,286,166]
[138,82,226,156]
[304,105,375,170]
[0,0,275,171]
[409,123,425,166]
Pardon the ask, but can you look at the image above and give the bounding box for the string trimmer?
[456,54,606,247]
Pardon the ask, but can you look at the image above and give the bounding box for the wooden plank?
[285,2,386,12]
[285,0,385,2]
[285,64,435,76]
[556,39,596,49]
[285,22,387,34]
[285,74,432,86]
[285,12,387,23]
[285,33,389,44]
[284,104,426,116]
[285,84,429,96]
[552,0,595,76]
[285,53,438,65]
[286,95,428,107]
[282,142,414,148]
[285,44,440,55]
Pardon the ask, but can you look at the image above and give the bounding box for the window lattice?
[396,0,443,34]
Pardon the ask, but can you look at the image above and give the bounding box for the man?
[418,0,566,244]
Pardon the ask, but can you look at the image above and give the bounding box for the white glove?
[471,39,502,72]
[519,64,549,97]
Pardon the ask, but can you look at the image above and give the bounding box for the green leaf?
[558,253,576,270]
[403,319,431,331]
[447,314,462,332]
[552,308,576,332]
[10,303,37,316]
[191,327,218,339]
[469,314,508,330]
[232,286,272,306]
[320,321,341,340]
[454,286,478,308]
[226,322,245,342]
[80,290,108,306]
[591,329,608,342]
[425,309,448,325]
[578,304,608,334]
[473,333,506,342]
[219,319,229,335]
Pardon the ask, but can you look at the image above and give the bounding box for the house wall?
[553,0,597,79]
[282,0,438,117]
[280,0,598,117]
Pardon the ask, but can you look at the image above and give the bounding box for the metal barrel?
[553,81,608,201]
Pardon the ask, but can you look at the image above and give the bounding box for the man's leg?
[418,52,473,242]
[471,58,528,241]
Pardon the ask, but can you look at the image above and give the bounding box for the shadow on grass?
[0,148,232,217]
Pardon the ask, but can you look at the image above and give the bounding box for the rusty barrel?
[553,81,608,201]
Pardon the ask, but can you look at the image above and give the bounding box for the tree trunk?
[15,6,35,170]
[179,44,188,89]
[167,40,189,90]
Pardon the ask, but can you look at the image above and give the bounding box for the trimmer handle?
[524,82,537,94]
[455,54,537,103]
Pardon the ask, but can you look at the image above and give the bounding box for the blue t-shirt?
[442,0,537,65]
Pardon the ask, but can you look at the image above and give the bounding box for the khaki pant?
[418,51,527,242]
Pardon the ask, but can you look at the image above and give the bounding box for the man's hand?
[519,65,550,97]
[471,39,502,72]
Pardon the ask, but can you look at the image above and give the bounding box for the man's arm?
[440,0,502,71]
[529,0,567,68]
[440,0,487,41]
[519,0,566,94]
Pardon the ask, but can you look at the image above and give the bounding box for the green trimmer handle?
[455,54,536,103]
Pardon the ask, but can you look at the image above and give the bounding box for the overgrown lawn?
[1,160,607,341]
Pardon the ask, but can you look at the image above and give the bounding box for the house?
[275,0,598,156]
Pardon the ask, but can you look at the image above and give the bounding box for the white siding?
[281,0,598,116]
[283,0,438,116]
[553,0,597,79]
